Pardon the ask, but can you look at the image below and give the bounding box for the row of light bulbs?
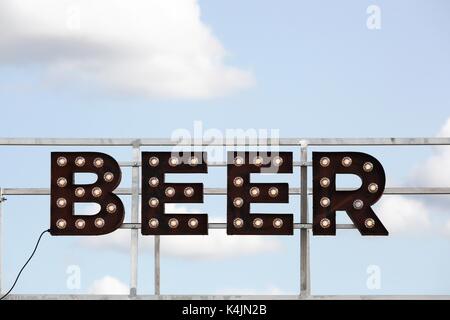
[319,218,375,229]
[319,156,374,172]
[57,156,106,168]
[56,217,106,230]
[147,155,284,168]
[233,177,279,197]
[55,200,117,230]
[148,217,199,229]
[233,217,284,229]
[149,156,200,167]
[148,181,195,198]
[233,155,284,167]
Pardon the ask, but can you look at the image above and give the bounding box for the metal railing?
[1,137,450,300]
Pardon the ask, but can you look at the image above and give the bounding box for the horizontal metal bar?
[207,161,312,167]
[118,161,311,167]
[2,137,450,146]
[0,138,298,146]
[118,161,137,167]
[4,187,450,196]
[120,223,352,229]
[304,138,450,146]
[4,294,450,300]
[121,223,141,229]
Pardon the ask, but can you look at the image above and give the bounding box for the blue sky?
[1,0,450,296]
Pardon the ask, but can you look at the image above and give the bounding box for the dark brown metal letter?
[141,152,207,235]
[313,152,388,236]
[50,152,124,235]
[227,152,293,235]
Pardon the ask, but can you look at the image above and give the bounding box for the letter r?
[313,152,388,236]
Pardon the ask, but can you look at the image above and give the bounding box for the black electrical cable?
[0,229,50,301]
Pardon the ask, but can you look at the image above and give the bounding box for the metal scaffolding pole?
[130,144,140,297]
[300,144,310,297]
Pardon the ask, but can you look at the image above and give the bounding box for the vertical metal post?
[154,235,160,295]
[0,188,3,294]
[300,144,311,298]
[130,144,140,297]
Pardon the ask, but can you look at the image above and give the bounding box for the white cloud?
[0,0,254,98]
[410,149,450,188]
[377,196,431,235]
[88,275,129,295]
[374,117,450,237]
[410,118,450,187]
[161,230,281,260]
[80,204,282,260]
[437,118,450,137]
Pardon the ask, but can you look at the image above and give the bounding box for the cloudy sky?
[1,0,450,296]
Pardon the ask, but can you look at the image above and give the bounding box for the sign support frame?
[1,137,450,300]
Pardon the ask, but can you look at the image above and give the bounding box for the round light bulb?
[168,157,179,167]
[75,219,86,229]
[353,199,364,210]
[253,218,263,228]
[57,177,67,187]
[268,187,279,198]
[189,156,199,166]
[342,157,352,167]
[363,162,374,172]
[106,203,117,213]
[233,218,244,228]
[254,156,264,166]
[320,197,330,208]
[233,197,244,208]
[94,218,105,228]
[250,187,260,197]
[233,177,244,187]
[75,187,85,197]
[103,172,114,182]
[368,183,378,193]
[93,158,104,168]
[320,178,330,188]
[365,218,375,229]
[273,218,283,229]
[273,156,283,166]
[92,187,102,197]
[168,218,179,229]
[184,187,194,197]
[320,218,331,228]
[234,156,244,166]
[165,187,175,197]
[56,219,67,229]
[149,198,159,208]
[149,177,159,187]
[188,218,199,229]
[56,198,67,208]
[57,157,67,167]
[75,156,85,167]
[149,157,159,167]
[149,218,159,228]
[320,157,330,167]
